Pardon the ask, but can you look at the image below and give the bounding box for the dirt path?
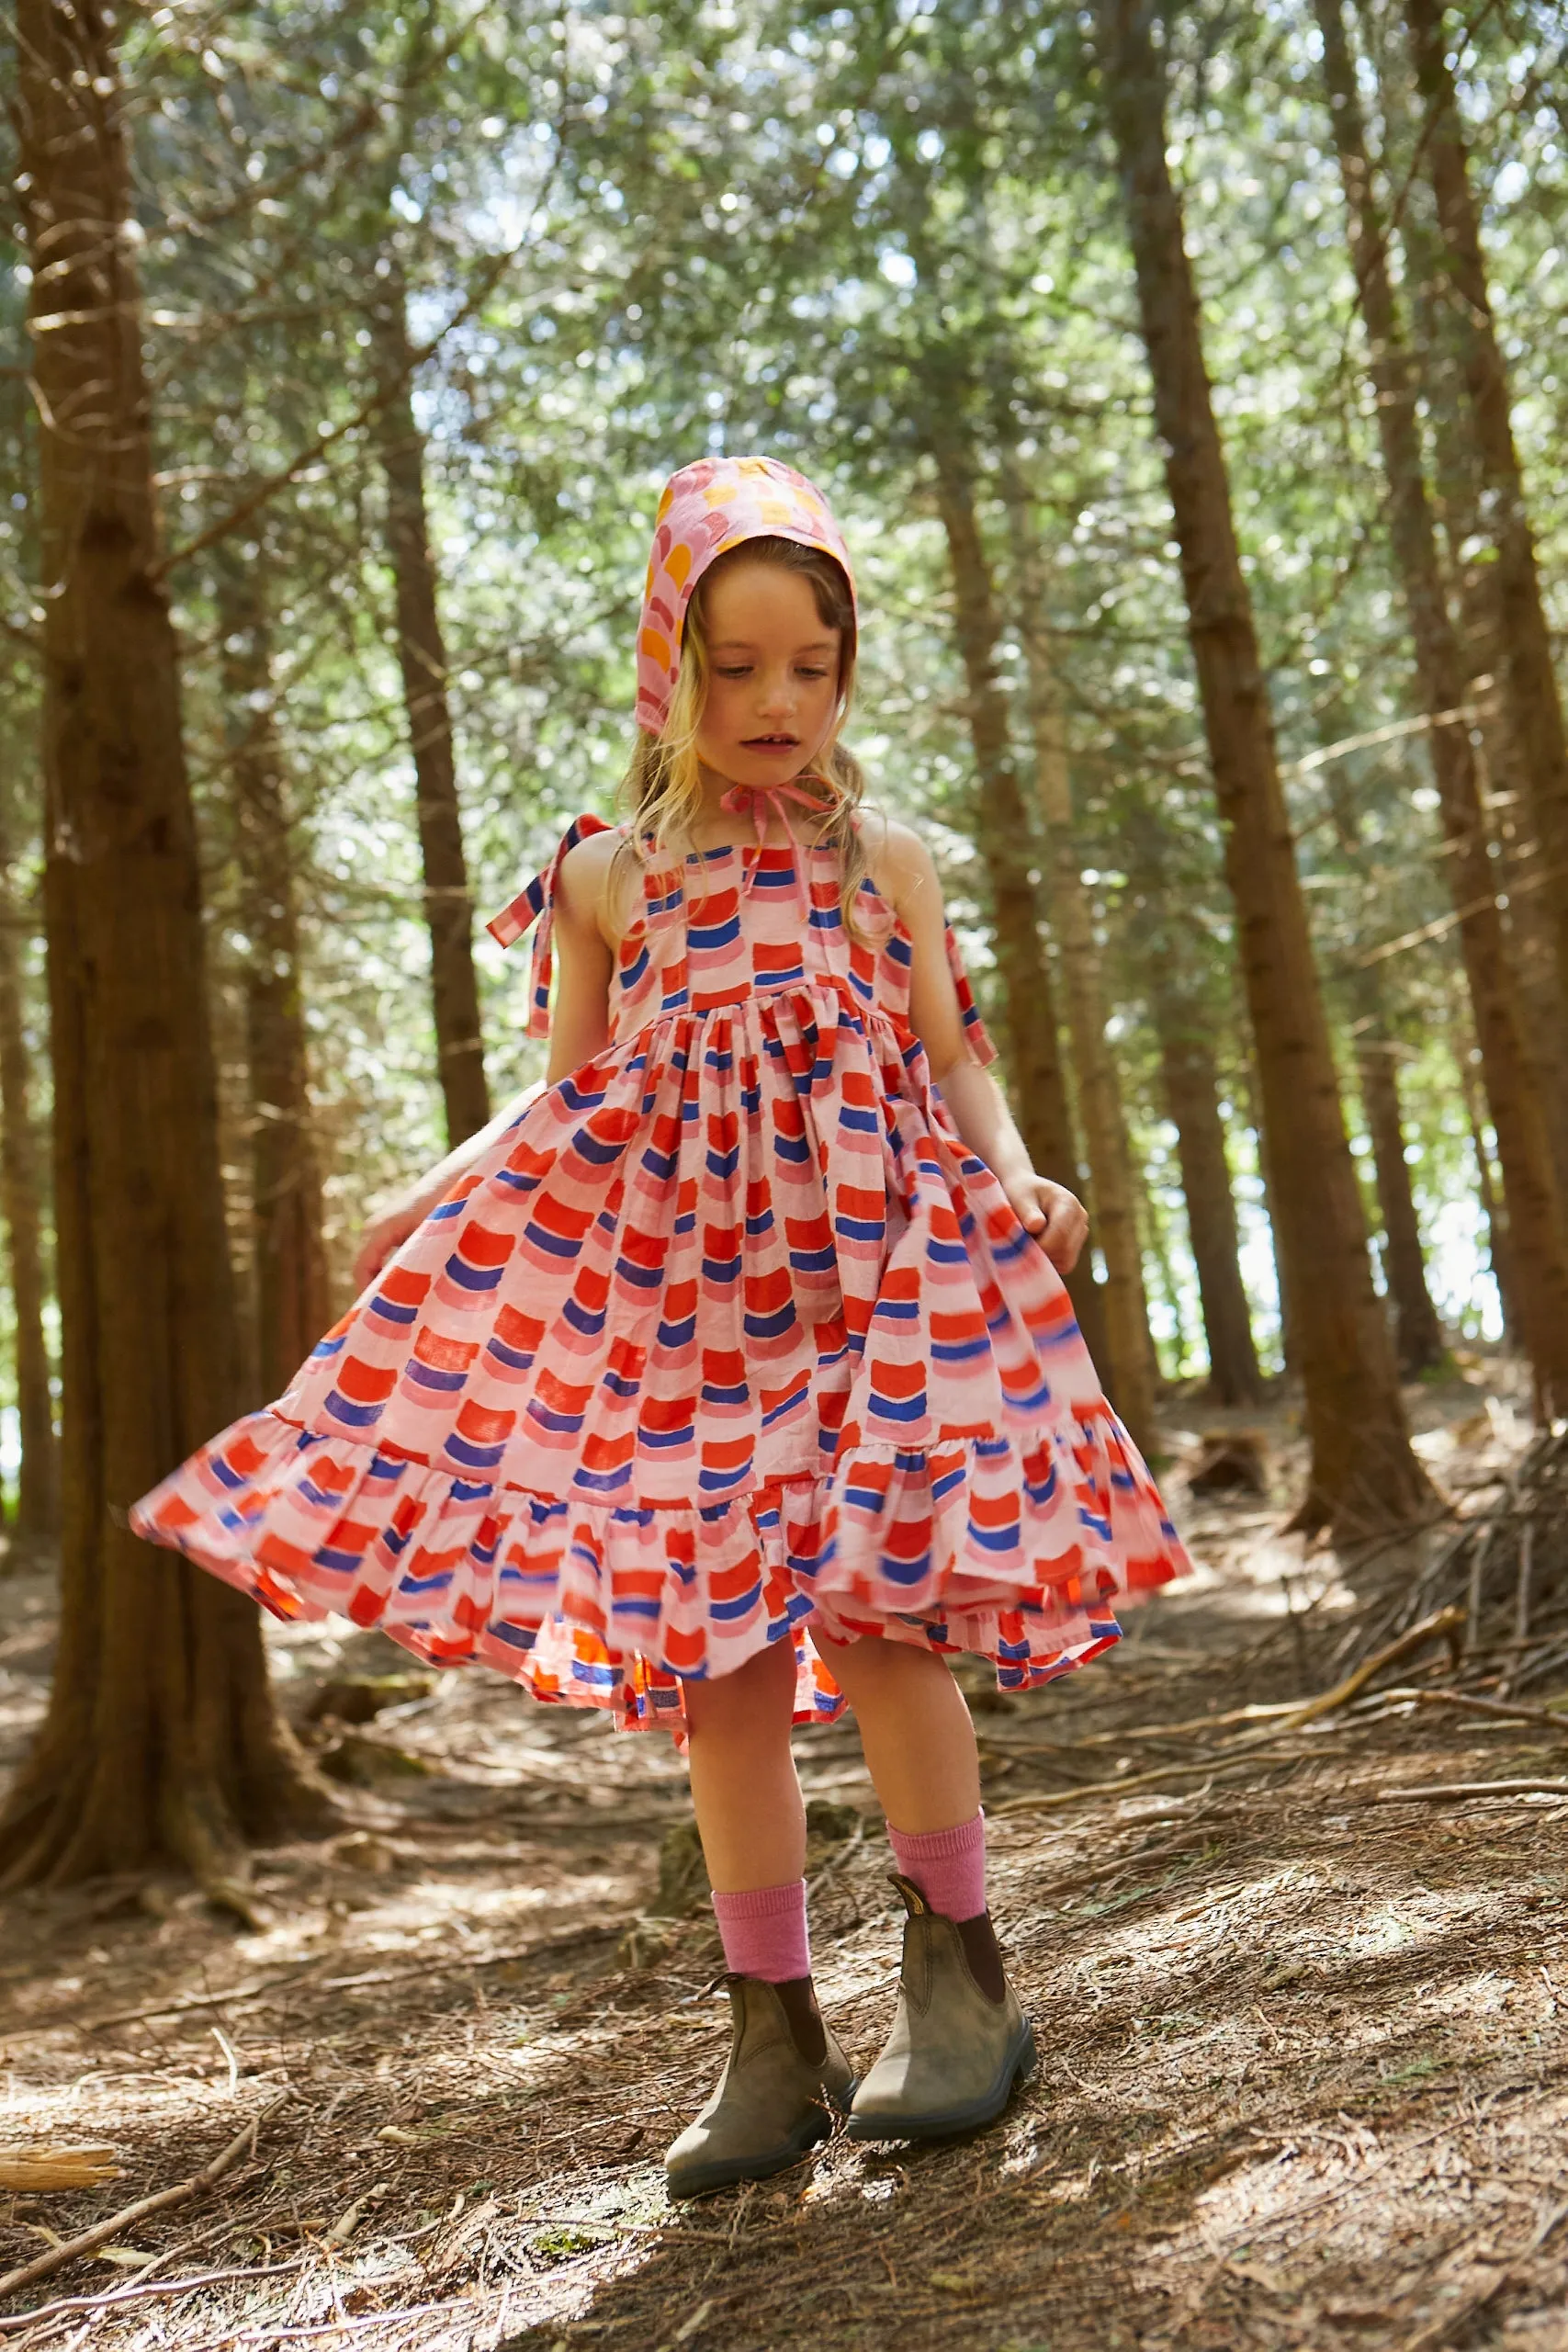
[3,1365,1567,2349]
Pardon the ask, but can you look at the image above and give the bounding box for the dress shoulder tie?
[485,812,619,1038]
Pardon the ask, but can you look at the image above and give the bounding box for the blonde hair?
[617,537,876,936]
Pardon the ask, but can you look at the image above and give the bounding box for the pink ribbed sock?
[888,1811,987,1921]
[710,1880,811,1982]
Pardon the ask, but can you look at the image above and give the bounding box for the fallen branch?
[988,1609,1467,1817]
[990,1750,1268,1815]
[314,1921,620,1997]
[27,1921,624,2038]
[1377,1687,1568,1736]
[0,2094,289,2307]
[66,1965,325,2036]
[1361,1779,1568,1805]
[1268,1607,1465,1733]
[0,2256,304,2335]
[1001,1599,1476,1815]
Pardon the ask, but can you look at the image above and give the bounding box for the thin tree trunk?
[925,425,1116,1386]
[1151,992,1266,1407]
[0,814,59,1545]
[1323,768,1448,1376]
[213,544,332,1402]
[1134,1159,1188,1385]
[1402,0,1568,1021]
[1355,1032,1446,1375]
[1233,1043,1293,1377]
[1454,1035,1516,1346]
[0,0,326,1893]
[1315,0,1568,1414]
[1002,468,1161,1448]
[371,279,491,1147]
[1095,0,1428,1534]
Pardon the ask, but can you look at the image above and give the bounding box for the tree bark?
[0,811,59,1546]
[1402,0,1568,1023]
[1001,469,1161,1449]
[1454,1032,1517,1346]
[1315,0,1568,1414]
[371,279,491,1147]
[1321,768,1448,1377]
[0,0,325,1892]
[1355,1031,1447,1375]
[1134,1159,1188,1385]
[213,542,333,1402]
[1400,200,1568,1204]
[1235,1043,1294,1378]
[1095,0,1428,1534]
[1150,990,1266,1407]
[926,426,1115,1387]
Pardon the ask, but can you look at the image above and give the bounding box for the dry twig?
[0,2257,305,2335]
[992,1609,1467,1816]
[0,2095,289,2307]
[1362,1779,1568,1804]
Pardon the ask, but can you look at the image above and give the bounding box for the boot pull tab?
[887,1871,931,1917]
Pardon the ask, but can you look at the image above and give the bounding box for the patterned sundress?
[131,811,1190,1729]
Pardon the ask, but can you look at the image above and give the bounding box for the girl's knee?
[685,1637,796,1735]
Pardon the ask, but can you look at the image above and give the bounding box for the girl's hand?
[1003,1173,1089,1274]
[352,1199,427,1295]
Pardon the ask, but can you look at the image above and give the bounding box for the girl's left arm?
[878,822,1089,1277]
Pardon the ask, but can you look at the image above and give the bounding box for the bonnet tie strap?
[719,781,833,968]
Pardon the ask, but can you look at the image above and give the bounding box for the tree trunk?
[1151,991,1266,1407]
[1000,471,1160,1450]
[1134,1159,1189,1384]
[0,0,325,1894]
[1095,0,1428,1534]
[926,427,1114,1385]
[1321,768,1448,1377]
[0,810,59,1546]
[1315,0,1568,1415]
[1402,0,1568,1023]
[1236,1043,1295,1378]
[1454,1035,1517,1346]
[213,542,332,1402]
[1355,1031,1446,1375]
[371,279,491,1147]
[1400,198,1568,1204]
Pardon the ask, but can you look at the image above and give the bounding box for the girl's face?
[693,560,843,793]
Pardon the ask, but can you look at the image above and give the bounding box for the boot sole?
[845,2018,1036,2143]
[666,2083,857,2199]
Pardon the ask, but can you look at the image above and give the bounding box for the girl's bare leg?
[811,1634,980,1832]
[684,1637,805,1891]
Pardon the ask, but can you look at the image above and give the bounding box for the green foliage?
[5,0,1563,1349]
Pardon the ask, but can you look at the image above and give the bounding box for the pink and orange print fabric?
[130,818,1190,1731]
[636,455,856,735]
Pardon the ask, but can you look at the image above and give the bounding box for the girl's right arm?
[351,834,620,1293]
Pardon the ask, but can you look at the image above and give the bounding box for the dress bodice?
[485,813,996,1067]
[609,839,914,1043]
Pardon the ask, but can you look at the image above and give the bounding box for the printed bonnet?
[635,455,857,736]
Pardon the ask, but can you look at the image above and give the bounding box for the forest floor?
[3,1355,1567,2352]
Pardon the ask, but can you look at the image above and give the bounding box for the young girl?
[133,456,1189,2198]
